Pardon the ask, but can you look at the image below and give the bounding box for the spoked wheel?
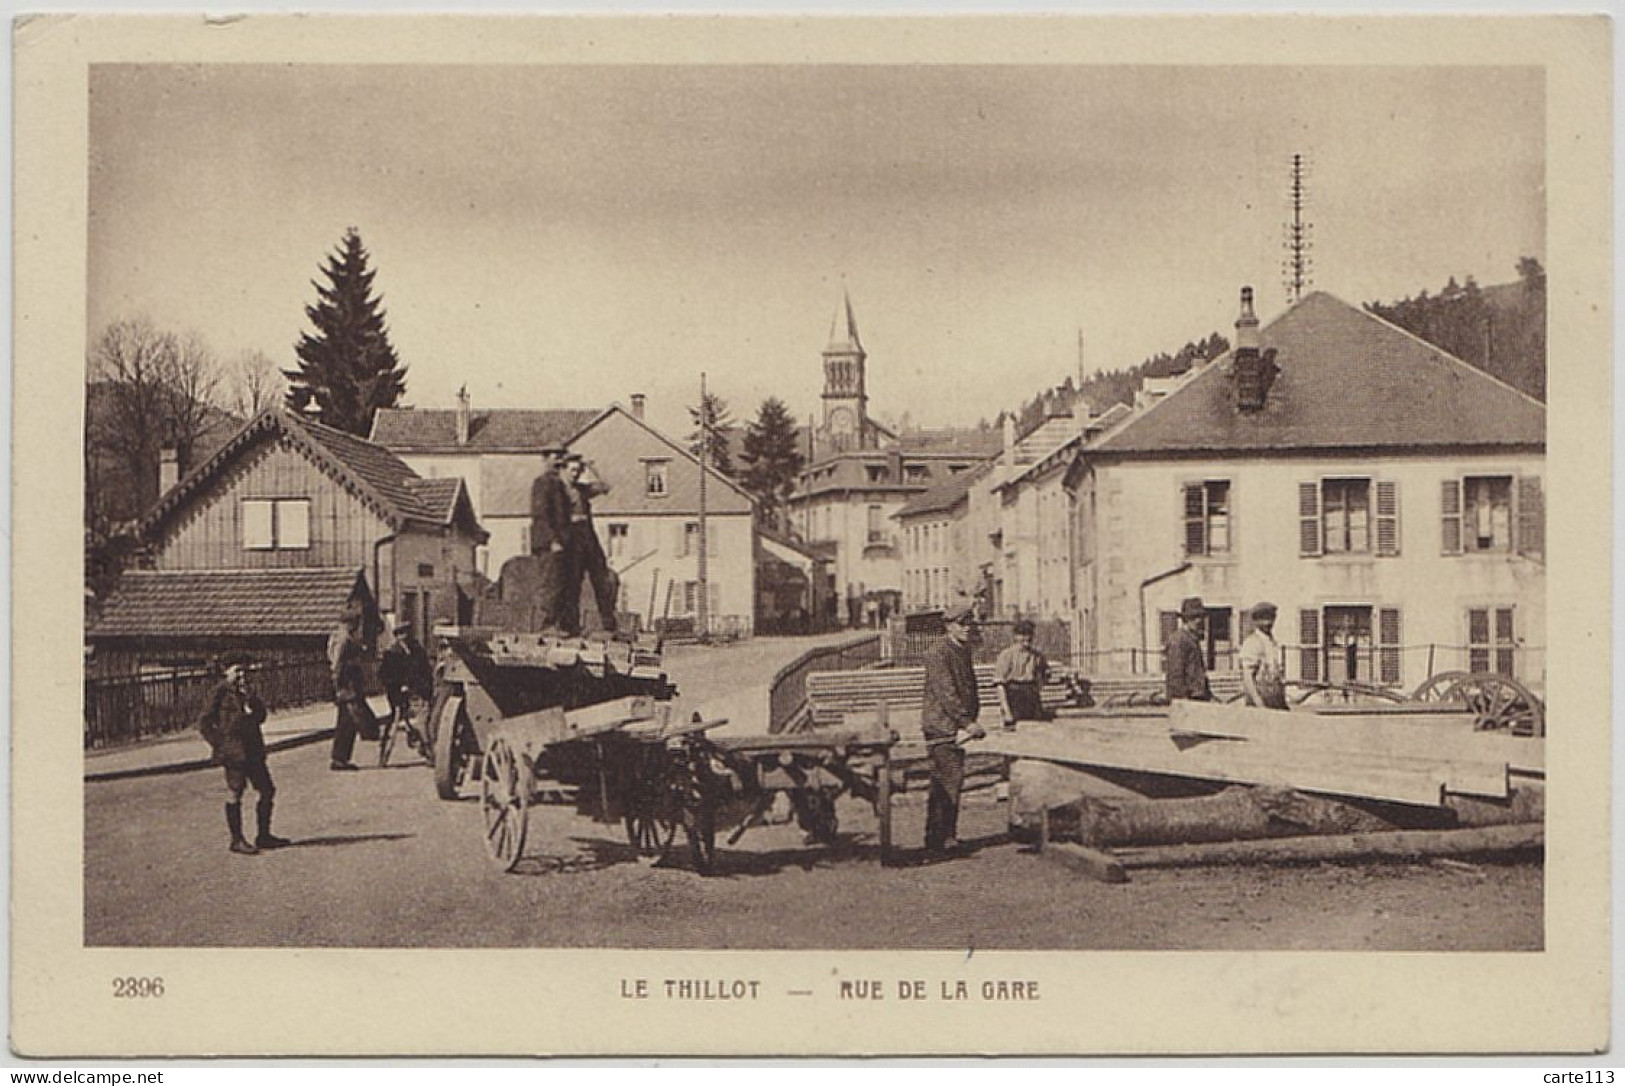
[481,738,530,871]
[433,694,471,800]
[623,742,680,862]
[1411,671,1476,703]
[625,807,680,862]
[1451,673,1546,737]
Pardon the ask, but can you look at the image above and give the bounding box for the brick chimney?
[158,444,179,495]
[630,393,646,422]
[454,385,471,445]
[1231,286,1279,413]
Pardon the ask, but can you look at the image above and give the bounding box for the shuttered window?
[1375,481,1400,556]
[1441,479,1463,554]
[1298,608,1321,682]
[1322,479,1371,553]
[241,498,310,551]
[1463,476,1514,552]
[1378,607,1402,685]
[1181,481,1230,556]
[1298,483,1322,557]
[1516,476,1544,558]
[1468,606,1517,677]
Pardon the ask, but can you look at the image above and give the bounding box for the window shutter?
[1495,607,1516,677]
[1516,476,1544,559]
[1440,479,1463,555]
[1298,482,1322,557]
[1467,607,1490,673]
[1182,483,1206,556]
[1375,480,1400,557]
[1298,609,1321,683]
[1378,607,1402,685]
[1158,611,1179,648]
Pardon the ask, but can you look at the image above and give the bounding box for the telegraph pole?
[1282,152,1314,304]
[697,370,709,641]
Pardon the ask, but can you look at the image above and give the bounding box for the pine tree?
[284,228,407,435]
[687,391,736,476]
[738,397,805,529]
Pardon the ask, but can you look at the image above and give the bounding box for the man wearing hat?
[528,445,573,631]
[920,605,987,854]
[994,618,1051,729]
[560,452,619,636]
[1164,596,1213,702]
[197,657,290,854]
[379,615,434,750]
[1239,601,1289,710]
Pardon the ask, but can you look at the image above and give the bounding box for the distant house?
[1072,289,1545,689]
[87,407,487,676]
[373,392,758,636]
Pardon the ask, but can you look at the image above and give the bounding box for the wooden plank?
[1040,840,1129,883]
[1168,700,1530,788]
[970,724,1453,807]
[1114,822,1543,870]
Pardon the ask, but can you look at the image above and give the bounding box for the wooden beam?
[1040,840,1129,883]
[1114,822,1543,870]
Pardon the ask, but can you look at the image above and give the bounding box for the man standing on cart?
[561,451,618,635]
[528,444,573,631]
[921,605,986,855]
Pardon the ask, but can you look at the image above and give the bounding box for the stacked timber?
[974,698,1544,877]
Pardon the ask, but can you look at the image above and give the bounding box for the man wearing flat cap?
[1164,596,1212,702]
[920,605,986,854]
[1239,601,1289,710]
[528,444,572,631]
[994,618,1051,729]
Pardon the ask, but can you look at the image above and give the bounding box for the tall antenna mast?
[1282,152,1314,304]
[697,370,710,641]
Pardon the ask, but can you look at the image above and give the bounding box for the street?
[84,637,1542,951]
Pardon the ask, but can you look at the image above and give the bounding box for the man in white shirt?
[1239,601,1289,710]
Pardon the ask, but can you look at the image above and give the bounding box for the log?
[1068,786,1397,848]
[1114,822,1543,870]
[1040,840,1128,883]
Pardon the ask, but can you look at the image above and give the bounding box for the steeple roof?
[826,290,864,355]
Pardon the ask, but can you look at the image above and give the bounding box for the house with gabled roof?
[87,407,487,676]
[373,391,758,636]
[1069,288,1545,690]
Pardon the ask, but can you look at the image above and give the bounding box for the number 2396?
[112,976,164,998]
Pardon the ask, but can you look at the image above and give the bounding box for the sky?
[87,63,1544,439]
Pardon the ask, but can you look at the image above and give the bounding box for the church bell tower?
[820,291,869,455]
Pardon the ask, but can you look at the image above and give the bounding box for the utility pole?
[1282,152,1314,304]
[697,370,709,641]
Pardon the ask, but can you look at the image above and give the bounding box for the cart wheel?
[433,695,470,800]
[625,808,678,861]
[1451,673,1546,737]
[683,805,717,875]
[1411,671,1475,703]
[481,738,529,872]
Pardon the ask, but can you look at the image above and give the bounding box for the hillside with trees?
[1363,258,1546,402]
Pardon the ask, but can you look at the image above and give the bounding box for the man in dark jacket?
[1165,596,1213,702]
[528,445,573,631]
[328,603,375,771]
[561,452,618,635]
[379,618,434,750]
[198,659,289,854]
[920,606,986,854]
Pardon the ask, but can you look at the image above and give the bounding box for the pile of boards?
[967,698,1544,881]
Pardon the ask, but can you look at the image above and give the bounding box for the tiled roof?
[87,568,366,639]
[1092,292,1546,456]
[896,460,992,518]
[143,410,454,537]
[405,477,463,523]
[370,408,601,451]
[895,428,1004,456]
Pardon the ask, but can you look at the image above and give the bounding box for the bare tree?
[228,348,283,418]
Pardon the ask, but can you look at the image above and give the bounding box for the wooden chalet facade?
[87,408,487,677]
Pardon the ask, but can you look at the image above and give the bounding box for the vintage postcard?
[13,14,1612,1057]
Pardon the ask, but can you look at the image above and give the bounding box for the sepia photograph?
[13,14,1612,1058]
